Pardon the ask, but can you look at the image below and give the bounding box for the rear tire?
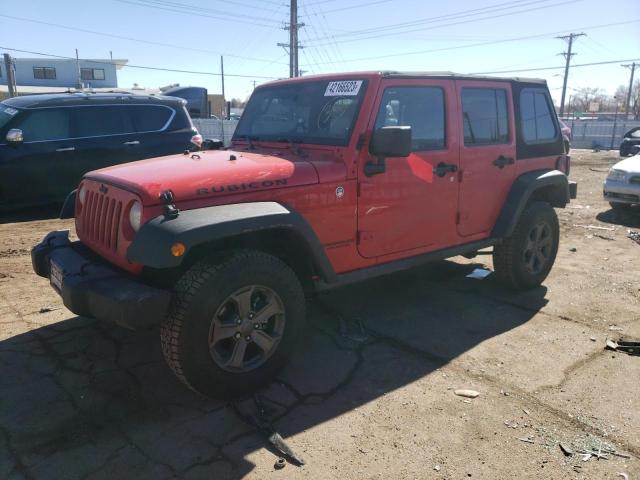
[160,250,305,398]
[493,202,559,290]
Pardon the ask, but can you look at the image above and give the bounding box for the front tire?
[493,202,559,290]
[160,250,305,398]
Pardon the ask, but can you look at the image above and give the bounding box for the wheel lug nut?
[236,319,242,325]
[254,323,260,329]
[245,335,251,342]
[248,313,254,319]
[234,332,241,339]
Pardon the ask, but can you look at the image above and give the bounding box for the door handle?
[493,155,514,168]
[433,162,458,177]
[123,140,140,145]
[55,147,75,152]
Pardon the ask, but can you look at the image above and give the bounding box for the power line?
[305,0,580,48]
[299,19,640,66]
[470,58,640,74]
[304,0,560,43]
[301,0,392,15]
[113,0,283,28]
[0,46,280,79]
[0,14,289,66]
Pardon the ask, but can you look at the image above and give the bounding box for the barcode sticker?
[324,80,363,96]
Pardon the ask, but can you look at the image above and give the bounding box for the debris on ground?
[38,307,53,313]
[466,268,492,279]
[274,457,286,470]
[593,233,615,241]
[605,339,640,356]
[574,224,615,231]
[608,325,624,331]
[518,437,535,444]
[590,336,597,342]
[616,473,629,480]
[522,408,530,416]
[454,389,480,398]
[434,465,441,471]
[628,230,640,245]
[559,443,574,456]
[230,395,306,466]
[569,247,577,252]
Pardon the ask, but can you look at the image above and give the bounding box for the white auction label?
[324,80,363,96]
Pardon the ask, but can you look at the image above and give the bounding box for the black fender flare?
[127,201,337,282]
[491,169,569,239]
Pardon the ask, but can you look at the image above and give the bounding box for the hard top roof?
[1,92,187,109]
[261,70,547,87]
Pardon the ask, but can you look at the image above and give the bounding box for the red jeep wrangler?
[32,72,577,397]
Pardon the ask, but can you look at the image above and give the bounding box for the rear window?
[462,88,509,146]
[13,109,71,142]
[72,106,134,137]
[520,89,557,143]
[128,105,174,131]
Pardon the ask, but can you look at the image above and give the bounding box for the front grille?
[80,189,123,252]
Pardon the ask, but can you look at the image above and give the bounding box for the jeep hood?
[86,149,319,204]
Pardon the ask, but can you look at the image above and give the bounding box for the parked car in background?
[619,126,640,157]
[603,153,640,210]
[0,92,201,212]
[559,119,572,153]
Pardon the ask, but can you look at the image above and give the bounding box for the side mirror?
[369,126,412,158]
[6,128,23,145]
[202,138,224,150]
[365,126,412,177]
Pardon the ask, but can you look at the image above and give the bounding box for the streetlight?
[610,96,620,151]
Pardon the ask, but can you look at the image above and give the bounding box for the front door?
[456,81,517,237]
[357,79,460,258]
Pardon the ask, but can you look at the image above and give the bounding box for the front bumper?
[603,179,640,205]
[31,231,171,329]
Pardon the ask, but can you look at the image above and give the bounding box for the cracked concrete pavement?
[0,151,639,479]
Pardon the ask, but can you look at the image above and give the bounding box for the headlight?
[78,185,87,205]
[607,169,627,182]
[129,201,142,232]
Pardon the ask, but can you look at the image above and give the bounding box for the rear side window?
[71,106,134,138]
[14,109,71,142]
[128,105,173,132]
[374,86,445,151]
[462,88,509,146]
[520,89,557,143]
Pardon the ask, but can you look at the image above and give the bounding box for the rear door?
[456,81,516,237]
[128,104,192,158]
[357,79,460,258]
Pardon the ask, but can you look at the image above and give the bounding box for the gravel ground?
[0,150,638,479]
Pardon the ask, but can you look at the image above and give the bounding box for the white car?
[603,154,640,210]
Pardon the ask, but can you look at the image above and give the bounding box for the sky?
[1,0,639,103]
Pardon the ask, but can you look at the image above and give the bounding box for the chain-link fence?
[566,120,640,150]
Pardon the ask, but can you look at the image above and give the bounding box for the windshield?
[0,104,19,131]
[233,79,367,146]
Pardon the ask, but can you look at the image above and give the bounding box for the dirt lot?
[1,150,638,479]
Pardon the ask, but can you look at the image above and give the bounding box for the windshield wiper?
[275,137,306,157]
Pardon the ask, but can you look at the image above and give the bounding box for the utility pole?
[278,0,304,77]
[557,32,585,117]
[3,53,16,97]
[622,62,637,119]
[220,56,225,143]
[75,48,84,89]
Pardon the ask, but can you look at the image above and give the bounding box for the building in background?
[0,57,128,89]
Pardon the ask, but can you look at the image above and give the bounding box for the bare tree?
[614,79,640,120]
[570,87,610,113]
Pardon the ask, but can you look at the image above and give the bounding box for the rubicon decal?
[196,179,288,195]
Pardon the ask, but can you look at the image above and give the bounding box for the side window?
[374,86,445,151]
[14,109,70,142]
[520,89,557,143]
[461,88,509,146]
[71,106,135,138]
[128,105,173,132]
